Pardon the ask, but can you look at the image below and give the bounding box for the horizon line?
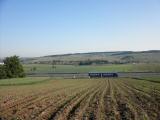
[1,49,160,59]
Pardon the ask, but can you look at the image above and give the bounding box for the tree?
[4,56,25,78]
[30,67,37,72]
[0,65,7,79]
[52,60,56,72]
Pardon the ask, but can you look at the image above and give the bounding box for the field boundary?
[131,77,160,83]
[0,78,52,86]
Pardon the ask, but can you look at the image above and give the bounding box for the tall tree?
[0,65,7,79]
[4,56,25,78]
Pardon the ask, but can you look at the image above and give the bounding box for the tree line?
[0,56,25,79]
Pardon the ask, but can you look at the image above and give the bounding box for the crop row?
[0,78,160,120]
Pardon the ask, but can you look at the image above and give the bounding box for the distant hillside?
[22,50,160,64]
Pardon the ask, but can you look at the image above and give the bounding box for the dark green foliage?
[78,59,109,65]
[0,56,25,79]
[30,67,37,72]
[0,65,7,79]
[79,60,92,65]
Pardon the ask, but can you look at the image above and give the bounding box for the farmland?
[1,0,160,119]
[0,77,160,120]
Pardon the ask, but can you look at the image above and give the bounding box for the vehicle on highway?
[88,72,118,78]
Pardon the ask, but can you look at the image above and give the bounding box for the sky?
[0,0,160,57]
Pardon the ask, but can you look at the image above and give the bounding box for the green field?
[0,77,51,86]
[132,77,160,83]
[0,77,160,120]
[23,63,160,73]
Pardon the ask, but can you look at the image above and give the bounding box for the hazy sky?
[0,0,160,57]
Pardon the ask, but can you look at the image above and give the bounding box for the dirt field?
[0,77,160,120]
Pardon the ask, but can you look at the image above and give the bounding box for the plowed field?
[0,77,160,120]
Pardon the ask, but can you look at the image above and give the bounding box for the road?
[26,72,160,78]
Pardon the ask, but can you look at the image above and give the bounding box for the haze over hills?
[22,50,160,64]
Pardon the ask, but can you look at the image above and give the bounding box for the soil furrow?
[34,86,94,120]
[96,80,108,120]
[81,81,104,120]
[49,83,100,120]
[117,80,160,119]
[112,80,139,120]
[115,81,147,120]
[68,81,104,120]
[0,85,76,119]
[14,85,85,120]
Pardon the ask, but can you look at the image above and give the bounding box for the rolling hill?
[22,50,160,64]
